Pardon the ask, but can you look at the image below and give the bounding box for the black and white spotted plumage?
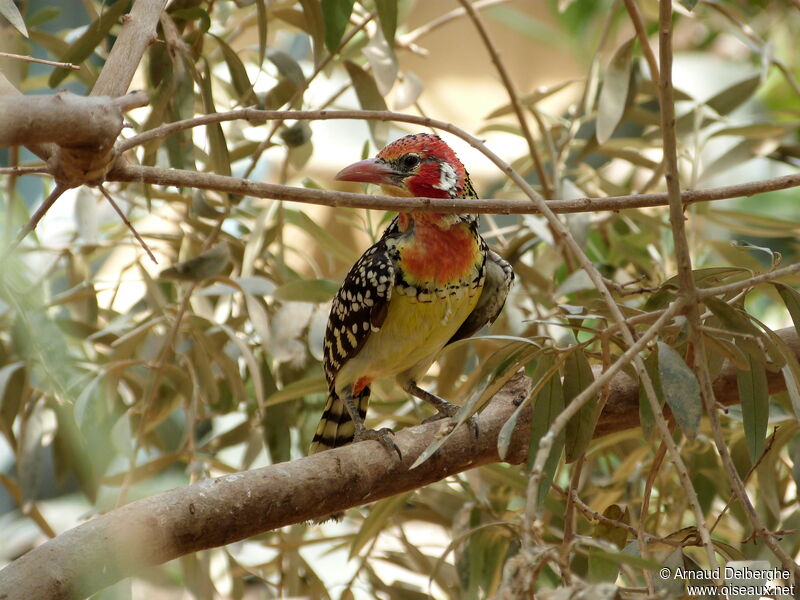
[310,221,399,453]
[308,134,514,454]
[322,230,398,383]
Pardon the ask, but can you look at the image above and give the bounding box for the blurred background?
[1,0,800,598]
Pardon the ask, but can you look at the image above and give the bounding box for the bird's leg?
[341,386,402,459]
[401,381,479,437]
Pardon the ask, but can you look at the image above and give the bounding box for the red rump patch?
[354,376,372,394]
[401,218,479,284]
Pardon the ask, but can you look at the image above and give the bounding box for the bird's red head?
[335,133,474,200]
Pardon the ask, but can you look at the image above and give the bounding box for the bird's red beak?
[335,158,398,185]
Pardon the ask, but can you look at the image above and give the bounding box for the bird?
[308,133,514,458]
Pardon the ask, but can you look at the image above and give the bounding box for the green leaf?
[255,0,267,65]
[198,59,232,176]
[321,0,355,53]
[638,350,663,439]
[413,344,538,469]
[699,138,779,184]
[588,504,630,582]
[159,242,231,281]
[705,73,761,116]
[349,492,411,559]
[344,60,388,148]
[657,342,701,439]
[737,353,769,464]
[49,0,131,87]
[264,375,327,407]
[775,283,800,339]
[760,326,800,421]
[170,7,210,32]
[0,363,26,446]
[264,48,307,109]
[596,37,635,144]
[375,0,398,47]
[283,208,356,264]
[27,6,61,29]
[703,297,764,361]
[487,79,579,119]
[298,0,326,66]
[588,545,661,572]
[211,34,256,105]
[527,356,565,505]
[709,122,794,139]
[273,279,339,303]
[0,0,28,37]
[655,548,687,596]
[563,348,597,462]
[678,0,699,9]
[363,21,397,96]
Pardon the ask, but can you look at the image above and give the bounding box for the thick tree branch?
[0,72,53,161]
[0,91,148,148]
[1,328,798,600]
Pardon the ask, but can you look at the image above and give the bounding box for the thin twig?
[622,0,659,87]
[0,52,80,70]
[703,0,800,100]
[115,281,199,508]
[97,185,158,264]
[0,166,50,176]
[457,0,552,198]
[656,0,800,580]
[241,11,376,178]
[111,108,800,213]
[114,203,228,507]
[696,261,800,300]
[524,299,685,522]
[639,441,667,595]
[656,0,721,576]
[558,486,681,547]
[708,429,778,535]
[110,161,800,217]
[9,184,67,251]
[560,457,585,584]
[400,0,511,45]
[5,147,18,243]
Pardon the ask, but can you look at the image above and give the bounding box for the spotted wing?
[447,247,514,345]
[323,234,397,385]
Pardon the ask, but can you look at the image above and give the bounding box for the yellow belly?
[334,285,480,394]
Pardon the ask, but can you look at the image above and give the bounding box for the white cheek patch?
[432,162,458,193]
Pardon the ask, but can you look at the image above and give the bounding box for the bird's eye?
[400,154,420,171]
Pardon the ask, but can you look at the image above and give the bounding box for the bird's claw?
[354,426,402,459]
[422,405,479,438]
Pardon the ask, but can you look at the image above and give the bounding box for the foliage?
[1,0,800,598]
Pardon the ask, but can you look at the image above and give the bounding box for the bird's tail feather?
[309,387,370,454]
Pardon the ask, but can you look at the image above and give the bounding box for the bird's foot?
[354,426,402,459]
[422,402,479,438]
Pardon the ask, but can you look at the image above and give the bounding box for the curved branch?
[1,328,798,600]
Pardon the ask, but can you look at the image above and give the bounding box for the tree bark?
[0,92,147,148]
[0,328,798,600]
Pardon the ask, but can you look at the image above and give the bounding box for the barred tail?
[309,387,370,454]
